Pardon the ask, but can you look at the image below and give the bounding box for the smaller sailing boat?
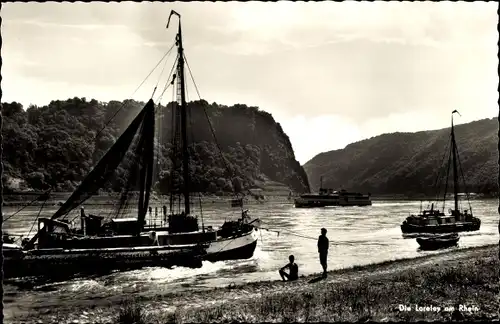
[400,110,481,235]
[416,233,460,251]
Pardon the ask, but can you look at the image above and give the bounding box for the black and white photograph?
[0,1,498,323]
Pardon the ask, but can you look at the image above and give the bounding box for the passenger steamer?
[294,178,372,208]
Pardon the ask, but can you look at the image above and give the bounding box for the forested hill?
[2,98,310,195]
[303,117,498,196]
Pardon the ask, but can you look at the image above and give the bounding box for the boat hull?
[294,199,372,208]
[416,235,459,251]
[294,188,372,208]
[6,218,261,279]
[2,244,206,279]
[400,220,480,234]
[204,228,259,262]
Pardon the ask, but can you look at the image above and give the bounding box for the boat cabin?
[36,218,73,248]
[421,209,445,217]
[109,218,143,235]
[318,188,335,195]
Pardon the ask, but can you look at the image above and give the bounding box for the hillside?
[303,117,498,196]
[1,98,310,195]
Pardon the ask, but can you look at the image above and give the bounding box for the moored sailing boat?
[3,10,260,278]
[3,98,207,278]
[400,110,481,235]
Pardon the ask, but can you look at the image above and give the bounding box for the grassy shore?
[117,245,498,323]
[8,244,498,323]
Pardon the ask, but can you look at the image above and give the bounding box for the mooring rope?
[208,226,328,259]
[260,227,318,241]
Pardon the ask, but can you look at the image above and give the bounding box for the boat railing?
[145,217,169,229]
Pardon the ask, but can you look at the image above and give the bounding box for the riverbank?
[6,244,498,323]
[1,193,265,207]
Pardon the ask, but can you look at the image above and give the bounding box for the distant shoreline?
[2,192,497,208]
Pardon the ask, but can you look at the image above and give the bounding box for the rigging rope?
[94,43,176,141]
[185,67,194,213]
[183,65,204,224]
[442,143,452,211]
[432,132,452,205]
[2,189,53,223]
[26,194,50,239]
[455,143,473,213]
[183,53,245,206]
[155,53,179,216]
[151,45,175,99]
[156,54,179,105]
[152,57,178,197]
[169,75,178,215]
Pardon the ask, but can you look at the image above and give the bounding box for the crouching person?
[279,255,299,282]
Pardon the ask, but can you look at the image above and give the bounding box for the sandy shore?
[5,243,498,323]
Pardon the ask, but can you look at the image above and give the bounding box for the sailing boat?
[2,96,207,278]
[400,110,481,235]
[3,10,260,279]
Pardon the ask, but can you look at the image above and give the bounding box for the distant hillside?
[303,117,498,196]
[1,98,310,195]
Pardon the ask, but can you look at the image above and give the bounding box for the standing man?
[317,228,329,278]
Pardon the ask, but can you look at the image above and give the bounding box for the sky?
[1,2,498,164]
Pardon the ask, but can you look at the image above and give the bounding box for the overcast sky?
[2,2,498,164]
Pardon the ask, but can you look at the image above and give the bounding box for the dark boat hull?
[416,235,459,251]
[2,244,206,279]
[294,201,372,208]
[6,211,260,279]
[6,226,260,278]
[400,220,480,234]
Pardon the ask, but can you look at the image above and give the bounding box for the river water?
[2,198,498,316]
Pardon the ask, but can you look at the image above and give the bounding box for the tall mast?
[451,110,460,213]
[168,10,190,215]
